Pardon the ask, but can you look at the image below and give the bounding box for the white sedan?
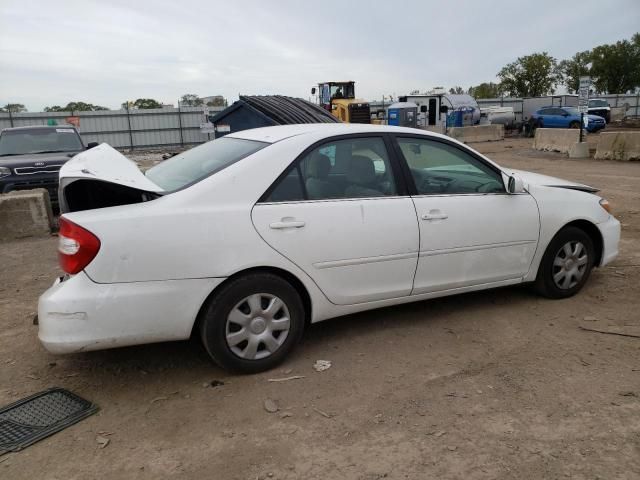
[39,124,620,372]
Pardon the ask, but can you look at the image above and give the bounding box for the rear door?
[392,135,540,294]
[538,108,554,127]
[251,135,419,305]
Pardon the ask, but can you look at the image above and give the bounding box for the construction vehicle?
[312,81,370,124]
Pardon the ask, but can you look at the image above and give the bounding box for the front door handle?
[269,219,306,229]
[421,212,448,221]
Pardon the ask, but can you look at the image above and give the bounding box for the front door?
[393,136,540,294]
[252,135,419,305]
[428,98,437,125]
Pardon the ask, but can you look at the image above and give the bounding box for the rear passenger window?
[266,166,304,202]
[263,137,397,202]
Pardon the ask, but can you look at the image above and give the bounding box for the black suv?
[0,126,96,208]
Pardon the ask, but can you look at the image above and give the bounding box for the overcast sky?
[1,0,639,111]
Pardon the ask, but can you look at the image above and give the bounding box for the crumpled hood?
[507,169,599,193]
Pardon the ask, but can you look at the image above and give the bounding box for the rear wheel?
[199,273,305,373]
[534,226,595,299]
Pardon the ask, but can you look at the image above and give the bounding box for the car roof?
[1,125,77,133]
[227,123,449,144]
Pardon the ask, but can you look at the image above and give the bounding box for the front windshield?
[563,107,579,115]
[589,99,608,107]
[0,128,83,156]
[330,83,355,99]
[146,136,267,191]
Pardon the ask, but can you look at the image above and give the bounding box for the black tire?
[534,226,595,299]
[199,273,305,373]
[569,121,580,129]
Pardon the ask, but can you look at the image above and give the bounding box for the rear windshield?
[589,99,608,108]
[0,128,84,156]
[146,137,267,191]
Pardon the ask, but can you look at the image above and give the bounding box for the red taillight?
[58,217,101,274]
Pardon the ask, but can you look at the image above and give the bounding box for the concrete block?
[569,142,590,159]
[533,128,580,154]
[610,106,626,123]
[447,124,504,143]
[0,189,53,242]
[594,132,640,161]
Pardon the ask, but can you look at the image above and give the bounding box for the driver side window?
[396,138,505,195]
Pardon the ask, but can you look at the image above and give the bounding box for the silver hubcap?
[226,293,290,360]
[552,241,588,290]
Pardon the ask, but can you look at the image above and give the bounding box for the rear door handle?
[421,212,448,221]
[269,220,306,229]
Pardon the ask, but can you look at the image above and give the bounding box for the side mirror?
[87,142,99,149]
[311,87,316,95]
[507,174,525,194]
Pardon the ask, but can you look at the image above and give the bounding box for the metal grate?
[0,388,98,455]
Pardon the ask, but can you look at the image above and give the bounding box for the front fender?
[523,185,610,282]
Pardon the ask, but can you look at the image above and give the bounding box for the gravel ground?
[1,136,639,479]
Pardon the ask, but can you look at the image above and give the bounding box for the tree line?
[1,94,227,113]
[448,32,640,99]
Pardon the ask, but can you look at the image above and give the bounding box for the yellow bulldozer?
[312,81,371,124]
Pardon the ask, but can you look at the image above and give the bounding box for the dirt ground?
[1,136,639,479]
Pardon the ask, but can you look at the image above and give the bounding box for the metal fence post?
[636,91,639,117]
[177,101,184,147]
[8,107,14,127]
[125,105,134,150]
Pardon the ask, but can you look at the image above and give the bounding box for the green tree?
[590,34,640,93]
[557,50,592,93]
[448,86,464,94]
[206,96,227,107]
[468,82,503,99]
[180,94,203,106]
[45,102,108,112]
[133,98,162,109]
[65,102,108,111]
[497,52,559,97]
[1,103,27,113]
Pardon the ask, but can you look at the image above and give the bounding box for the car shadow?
[53,284,538,381]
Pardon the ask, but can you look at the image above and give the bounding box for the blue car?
[531,106,606,132]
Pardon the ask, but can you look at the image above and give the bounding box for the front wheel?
[534,226,595,299]
[199,273,305,373]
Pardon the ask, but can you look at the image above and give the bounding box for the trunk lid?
[58,143,164,213]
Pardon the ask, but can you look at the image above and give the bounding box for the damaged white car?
[38,124,620,372]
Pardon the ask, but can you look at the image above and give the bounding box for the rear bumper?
[38,272,224,354]
[597,215,621,267]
